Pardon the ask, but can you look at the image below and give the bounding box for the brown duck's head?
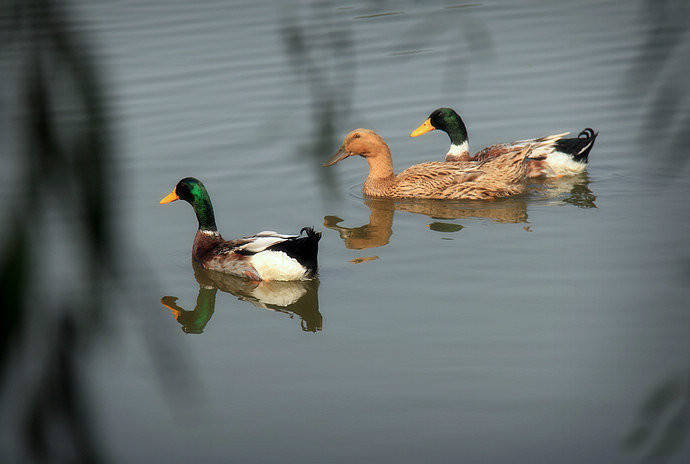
[323,129,390,167]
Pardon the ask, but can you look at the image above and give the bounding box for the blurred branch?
[1,0,115,461]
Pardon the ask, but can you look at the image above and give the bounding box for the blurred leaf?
[0,222,29,380]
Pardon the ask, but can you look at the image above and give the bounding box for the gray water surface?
[3,0,690,462]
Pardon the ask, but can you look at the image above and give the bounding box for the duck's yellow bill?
[160,191,179,204]
[410,118,435,137]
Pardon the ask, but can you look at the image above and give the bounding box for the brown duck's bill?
[322,146,350,167]
[410,118,435,137]
[160,191,179,204]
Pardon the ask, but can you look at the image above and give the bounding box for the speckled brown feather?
[329,129,535,200]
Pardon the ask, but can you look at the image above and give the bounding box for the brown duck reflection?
[161,262,322,333]
[325,174,596,250]
[325,196,528,250]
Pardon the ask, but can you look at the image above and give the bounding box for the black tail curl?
[300,226,322,242]
[554,128,598,163]
[265,226,321,276]
[579,128,597,139]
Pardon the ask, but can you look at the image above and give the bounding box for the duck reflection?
[161,262,322,333]
[325,196,528,250]
[530,173,597,208]
[326,175,596,251]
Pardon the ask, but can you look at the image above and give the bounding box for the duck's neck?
[189,192,222,261]
[443,116,470,160]
[446,141,470,161]
[192,194,217,232]
[362,146,396,197]
[363,146,395,180]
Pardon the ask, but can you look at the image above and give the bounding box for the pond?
[2,0,689,462]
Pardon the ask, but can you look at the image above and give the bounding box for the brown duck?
[323,129,544,200]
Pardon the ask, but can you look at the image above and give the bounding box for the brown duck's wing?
[439,181,524,200]
[394,162,487,197]
[397,161,478,179]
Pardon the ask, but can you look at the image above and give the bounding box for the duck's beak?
[160,190,179,204]
[323,145,351,167]
[410,118,435,137]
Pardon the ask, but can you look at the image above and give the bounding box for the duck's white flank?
[446,141,469,158]
[249,250,309,281]
[544,152,587,176]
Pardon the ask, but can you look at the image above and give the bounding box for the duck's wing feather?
[235,233,300,254]
[394,161,488,196]
[235,228,321,277]
[206,233,299,258]
[473,132,570,162]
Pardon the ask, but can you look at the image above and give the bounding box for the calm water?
[3,0,690,462]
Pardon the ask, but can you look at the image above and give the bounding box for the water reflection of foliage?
[624,370,689,460]
[280,2,355,196]
[630,0,690,172]
[162,263,323,334]
[280,1,492,193]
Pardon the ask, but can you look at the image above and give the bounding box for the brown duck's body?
[325,129,537,200]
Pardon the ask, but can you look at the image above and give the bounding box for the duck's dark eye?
[352,133,360,139]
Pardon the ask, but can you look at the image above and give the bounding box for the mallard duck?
[323,129,544,200]
[410,107,598,177]
[160,177,320,281]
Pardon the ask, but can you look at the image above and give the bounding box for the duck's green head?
[160,177,217,231]
[410,107,468,145]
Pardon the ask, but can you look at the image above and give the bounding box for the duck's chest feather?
[192,229,224,262]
